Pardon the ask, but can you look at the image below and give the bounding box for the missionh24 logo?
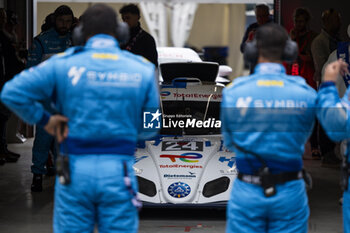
[143,109,162,129]
[160,153,202,163]
[168,182,191,198]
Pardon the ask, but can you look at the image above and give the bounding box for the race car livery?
[134,47,236,206]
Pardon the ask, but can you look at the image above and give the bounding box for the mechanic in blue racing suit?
[27,5,74,192]
[1,4,159,233]
[221,23,316,233]
[316,59,350,233]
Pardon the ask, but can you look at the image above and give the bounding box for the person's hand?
[290,29,297,41]
[246,30,256,42]
[44,115,69,143]
[323,59,349,82]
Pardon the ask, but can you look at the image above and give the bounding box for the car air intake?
[202,177,230,198]
[137,176,157,197]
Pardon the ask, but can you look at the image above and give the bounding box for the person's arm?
[0,59,56,126]
[220,87,236,152]
[143,35,158,67]
[26,38,43,68]
[138,66,160,140]
[316,59,350,141]
[240,25,253,53]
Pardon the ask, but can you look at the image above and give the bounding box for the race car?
[134,47,237,207]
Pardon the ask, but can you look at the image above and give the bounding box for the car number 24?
[161,141,203,151]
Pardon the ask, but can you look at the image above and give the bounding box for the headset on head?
[72,21,129,46]
[244,38,298,65]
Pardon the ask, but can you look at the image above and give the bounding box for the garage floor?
[0,139,343,233]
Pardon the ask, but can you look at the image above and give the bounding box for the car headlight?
[133,166,143,175]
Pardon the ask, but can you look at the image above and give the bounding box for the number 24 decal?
[162,141,203,151]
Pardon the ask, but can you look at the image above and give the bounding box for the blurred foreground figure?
[222,23,315,233]
[1,4,159,232]
[316,59,350,233]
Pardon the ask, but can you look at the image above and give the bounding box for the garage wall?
[187,4,245,78]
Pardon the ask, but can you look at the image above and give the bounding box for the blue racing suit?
[221,63,316,233]
[27,28,71,67]
[1,34,159,233]
[27,28,72,175]
[316,81,350,233]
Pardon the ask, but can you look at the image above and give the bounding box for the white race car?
[134,47,237,207]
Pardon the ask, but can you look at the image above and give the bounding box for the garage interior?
[1,0,349,232]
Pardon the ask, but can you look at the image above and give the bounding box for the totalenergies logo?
[160,153,202,163]
[160,91,171,99]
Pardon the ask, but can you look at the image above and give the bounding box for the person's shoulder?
[121,49,155,70]
[285,75,317,95]
[224,75,256,93]
[140,29,156,42]
[308,30,318,39]
[247,22,259,30]
[312,32,323,41]
[311,33,325,50]
[36,28,56,40]
[50,46,84,61]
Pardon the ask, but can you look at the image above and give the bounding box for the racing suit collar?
[254,63,286,75]
[85,34,119,49]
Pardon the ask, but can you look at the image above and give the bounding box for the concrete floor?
[0,139,343,233]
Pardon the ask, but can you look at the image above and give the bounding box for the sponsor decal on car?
[219,156,236,168]
[168,182,191,198]
[160,152,202,163]
[172,93,222,100]
[159,164,203,169]
[162,141,203,152]
[164,172,196,179]
[161,91,171,99]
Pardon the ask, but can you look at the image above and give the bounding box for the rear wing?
[160,62,219,83]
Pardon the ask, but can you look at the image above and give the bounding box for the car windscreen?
[160,100,221,135]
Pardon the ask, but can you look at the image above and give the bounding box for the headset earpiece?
[282,39,298,63]
[243,40,258,65]
[72,21,129,46]
[243,38,298,64]
[115,21,129,46]
[72,24,85,46]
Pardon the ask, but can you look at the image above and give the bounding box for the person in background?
[290,8,318,88]
[0,8,24,164]
[119,4,158,67]
[311,8,342,167]
[290,8,320,160]
[40,13,55,33]
[240,4,272,53]
[27,5,74,192]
